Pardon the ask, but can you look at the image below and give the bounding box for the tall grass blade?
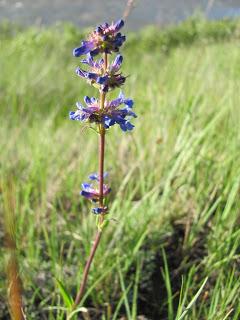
[176,278,208,320]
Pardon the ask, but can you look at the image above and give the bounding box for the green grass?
[0,18,240,319]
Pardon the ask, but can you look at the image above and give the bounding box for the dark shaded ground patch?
[135,220,208,320]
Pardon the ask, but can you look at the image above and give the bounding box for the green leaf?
[176,277,208,320]
[55,278,74,309]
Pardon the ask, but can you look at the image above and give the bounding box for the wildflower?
[73,20,125,57]
[69,15,136,307]
[76,54,125,92]
[88,172,108,181]
[103,92,136,131]
[69,92,136,132]
[92,207,108,214]
[80,182,111,202]
[69,96,100,123]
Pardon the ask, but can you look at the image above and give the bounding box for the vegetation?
[0,18,240,319]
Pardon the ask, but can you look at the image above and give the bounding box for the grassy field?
[0,19,240,319]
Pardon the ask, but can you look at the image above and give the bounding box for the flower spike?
[69,18,136,306]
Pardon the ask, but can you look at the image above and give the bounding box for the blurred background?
[0,0,240,29]
[1,1,240,320]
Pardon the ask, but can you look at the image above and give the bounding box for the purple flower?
[92,207,108,214]
[75,54,125,92]
[69,96,101,123]
[73,41,95,56]
[73,20,125,57]
[89,172,108,181]
[103,92,136,131]
[69,92,136,132]
[110,55,123,73]
[80,182,111,202]
[80,172,111,204]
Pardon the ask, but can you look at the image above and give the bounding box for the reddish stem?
[73,231,102,307]
[73,53,108,309]
[99,128,105,222]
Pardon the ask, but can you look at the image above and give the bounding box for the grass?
[0,18,240,319]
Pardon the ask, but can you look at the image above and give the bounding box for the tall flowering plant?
[69,20,136,308]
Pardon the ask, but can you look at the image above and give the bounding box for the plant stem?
[99,52,108,225]
[98,123,105,225]
[73,231,102,307]
[73,53,108,309]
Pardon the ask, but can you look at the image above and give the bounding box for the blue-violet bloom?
[73,20,125,57]
[92,207,108,215]
[89,172,108,181]
[76,54,125,92]
[80,182,111,202]
[69,92,136,132]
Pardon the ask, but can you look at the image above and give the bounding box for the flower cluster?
[70,91,136,131]
[80,173,110,214]
[73,20,125,57]
[76,54,125,92]
[70,19,136,215]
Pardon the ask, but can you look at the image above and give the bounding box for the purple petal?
[111,55,123,72]
[69,111,85,121]
[80,190,95,199]
[103,116,115,128]
[103,185,111,194]
[69,111,77,120]
[87,53,94,65]
[89,173,98,181]
[96,26,103,33]
[89,172,108,181]
[81,183,92,191]
[90,48,100,56]
[87,72,98,80]
[84,96,91,105]
[97,75,108,84]
[102,22,109,28]
[76,67,87,78]
[92,207,108,214]
[124,99,134,108]
[113,19,124,32]
[73,41,94,57]
[76,102,83,110]
[109,98,122,108]
[123,121,134,131]
[82,107,98,114]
